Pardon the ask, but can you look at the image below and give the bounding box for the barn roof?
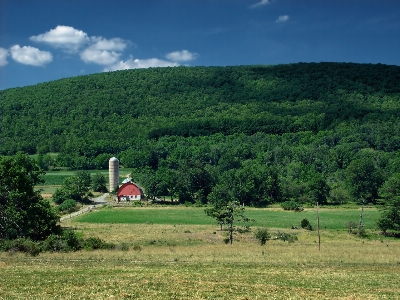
[122,178,132,184]
[117,182,144,196]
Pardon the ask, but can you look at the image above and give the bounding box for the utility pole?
[359,199,365,234]
[317,202,321,251]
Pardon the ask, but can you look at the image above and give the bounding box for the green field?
[41,170,109,186]
[1,206,398,299]
[76,206,380,231]
[1,218,399,299]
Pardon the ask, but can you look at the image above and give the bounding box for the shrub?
[42,234,68,252]
[357,226,366,237]
[83,237,105,250]
[83,237,115,250]
[42,230,82,252]
[254,228,271,245]
[133,244,142,251]
[345,221,358,234]
[118,242,130,251]
[58,199,78,214]
[301,218,313,230]
[281,201,303,211]
[223,237,230,244]
[274,231,298,243]
[3,238,42,256]
[52,188,69,205]
[63,230,82,251]
[345,221,366,237]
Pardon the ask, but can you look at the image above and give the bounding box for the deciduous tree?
[91,173,108,193]
[0,153,60,240]
[206,200,252,244]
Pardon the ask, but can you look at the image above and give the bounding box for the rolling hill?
[2,62,400,205]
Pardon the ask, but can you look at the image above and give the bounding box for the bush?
[301,218,313,230]
[63,230,82,251]
[42,230,82,252]
[274,231,298,243]
[52,188,70,205]
[2,238,42,256]
[83,237,115,250]
[345,221,358,234]
[345,221,366,237]
[42,234,68,252]
[281,201,303,211]
[118,242,130,251]
[58,199,78,214]
[133,244,142,251]
[223,237,230,244]
[254,228,271,245]
[1,231,119,254]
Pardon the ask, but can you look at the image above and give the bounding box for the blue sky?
[1,0,399,90]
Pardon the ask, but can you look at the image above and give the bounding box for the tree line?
[1,62,400,232]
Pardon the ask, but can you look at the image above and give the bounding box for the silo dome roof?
[109,157,119,162]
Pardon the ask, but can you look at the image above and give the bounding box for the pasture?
[1,206,399,299]
[76,206,381,231]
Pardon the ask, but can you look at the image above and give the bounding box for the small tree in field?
[301,218,313,231]
[205,206,229,231]
[254,228,271,245]
[206,200,251,244]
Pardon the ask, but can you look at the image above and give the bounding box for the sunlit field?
[1,206,399,299]
[76,206,381,231]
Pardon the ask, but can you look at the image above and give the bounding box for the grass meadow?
[1,206,399,299]
[76,206,381,231]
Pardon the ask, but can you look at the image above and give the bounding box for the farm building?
[116,180,144,202]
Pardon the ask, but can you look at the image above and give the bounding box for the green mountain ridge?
[1,62,400,156]
[2,62,400,206]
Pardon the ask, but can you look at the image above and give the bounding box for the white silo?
[109,157,119,192]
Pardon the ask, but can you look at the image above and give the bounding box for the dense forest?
[2,62,400,206]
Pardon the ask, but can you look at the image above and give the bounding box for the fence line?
[59,204,104,222]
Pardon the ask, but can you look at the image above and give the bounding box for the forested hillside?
[2,62,400,206]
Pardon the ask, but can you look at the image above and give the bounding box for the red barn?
[116,182,144,202]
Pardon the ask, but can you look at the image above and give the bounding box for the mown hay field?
[76,206,380,231]
[1,207,399,299]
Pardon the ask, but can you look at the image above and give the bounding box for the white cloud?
[80,48,121,65]
[30,25,89,52]
[10,45,53,66]
[89,37,127,51]
[166,50,198,62]
[250,0,271,8]
[28,25,195,72]
[80,37,129,65]
[104,57,179,71]
[0,48,8,66]
[276,15,289,23]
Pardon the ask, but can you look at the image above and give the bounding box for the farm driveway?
[59,193,108,222]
